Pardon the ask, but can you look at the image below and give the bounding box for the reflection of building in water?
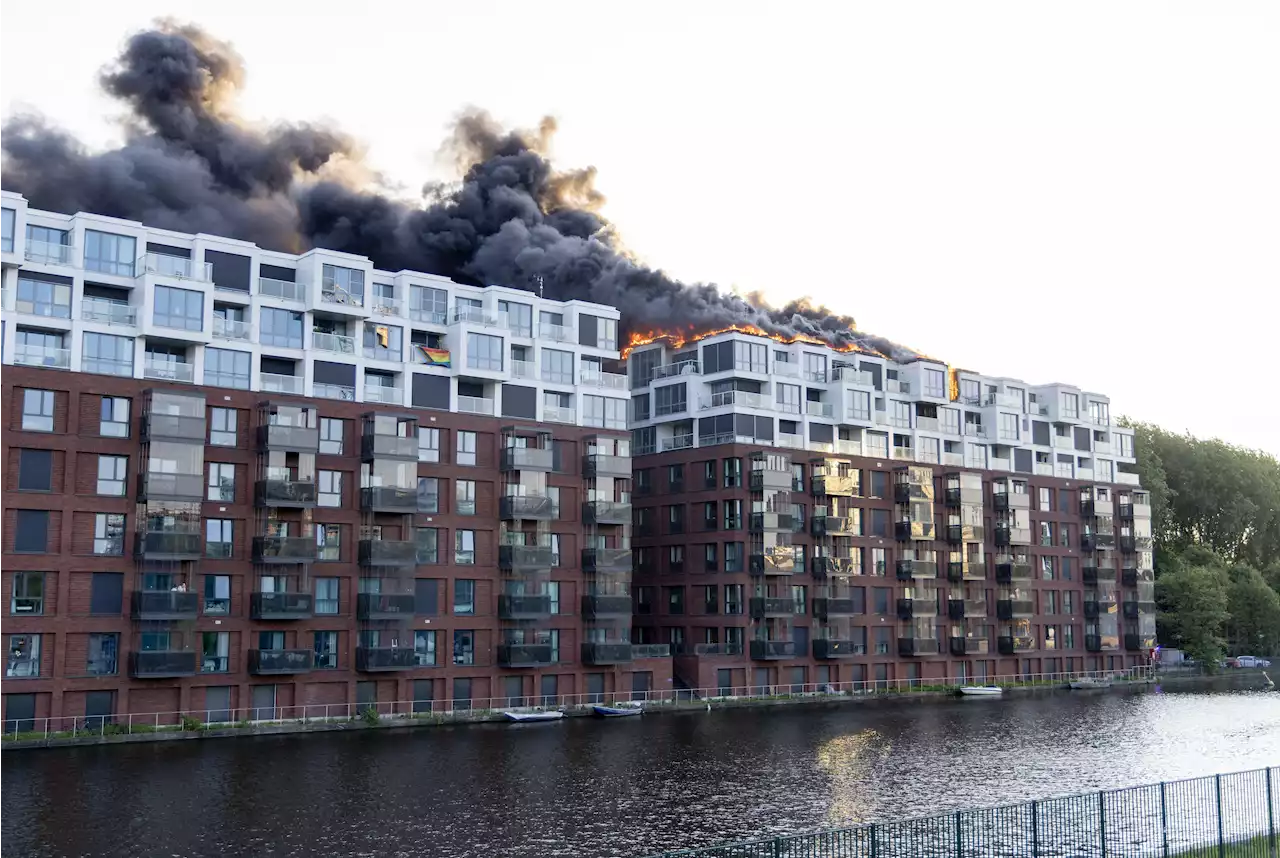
[815,730,892,826]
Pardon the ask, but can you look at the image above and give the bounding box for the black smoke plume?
[1,22,921,360]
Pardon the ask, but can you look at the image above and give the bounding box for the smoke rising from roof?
[1,21,921,361]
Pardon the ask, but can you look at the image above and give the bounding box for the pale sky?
[3,1,1278,454]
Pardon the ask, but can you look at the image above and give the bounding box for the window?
[14,510,49,553]
[1042,556,1055,580]
[18,449,52,492]
[322,263,365,304]
[86,634,119,676]
[454,480,477,516]
[15,276,72,318]
[959,379,981,403]
[363,322,402,360]
[153,285,204,331]
[205,349,251,390]
[924,368,946,398]
[466,332,504,371]
[416,528,440,564]
[203,575,230,615]
[723,458,742,488]
[206,519,233,558]
[847,389,871,421]
[454,580,476,615]
[583,395,627,429]
[93,513,125,555]
[201,632,230,673]
[319,471,343,508]
[211,408,237,445]
[82,332,134,376]
[314,631,339,669]
[803,352,827,382]
[207,463,235,502]
[317,524,342,561]
[410,285,448,323]
[0,207,12,251]
[100,397,130,438]
[261,307,304,348]
[999,413,1019,442]
[6,634,41,678]
[1118,434,1134,458]
[84,230,136,276]
[1060,392,1079,419]
[418,427,440,462]
[11,572,44,615]
[311,577,339,615]
[96,455,127,496]
[455,530,476,565]
[547,582,561,614]
[498,300,533,336]
[453,630,475,665]
[1039,487,1052,512]
[414,630,438,666]
[723,499,742,529]
[870,547,887,576]
[776,383,801,413]
[22,389,55,432]
[456,430,477,466]
[318,418,344,455]
[654,383,687,416]
[542,348,575,384]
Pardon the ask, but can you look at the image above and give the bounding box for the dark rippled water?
[3,686,1278,858]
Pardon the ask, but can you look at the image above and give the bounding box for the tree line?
[1123,422,1280,664]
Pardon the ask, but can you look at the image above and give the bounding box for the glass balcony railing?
[81,298,137,325]
[139,253,212,282]
[259,277,305,302]
[14,344,71,369]
[24,240,76,266]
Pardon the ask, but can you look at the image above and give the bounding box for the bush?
[359,707,380,726]
[180,715,203,732]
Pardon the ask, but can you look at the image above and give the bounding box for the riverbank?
[4,669,1266,752]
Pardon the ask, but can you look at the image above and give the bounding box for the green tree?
[1156,562,1230,666]
[1225,564,1280,657]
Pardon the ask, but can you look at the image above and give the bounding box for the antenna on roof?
[533,274,544,299]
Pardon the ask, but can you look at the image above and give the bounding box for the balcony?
[950,637,989,656]
[996,599,1036,620]
[749,640,796,660]
[361,434,418,460]
[893,483,913,504]
[138,472,205,502]
[500,495,557,520]
[213,318,252,341]
[356,647,417,672]
[749,469,793,491]
[497,644,554,667]
[358,540,417,567]
[494,594,552,620]
[1124,633,1144,651]
[1117,502,1134,520]
[256,479,318,507]
[81,297,137,325]
[811,556,857,578]
[749,553,796,576]
[130,651,197,678]
[812,474,856,496]
[945,524,964,544]
[140,252,212,282]
[1081,533,1098,552]
[812,640,865,659]
[136,531,203,560]
[1085,635,1103,652]
[250,592,314,620]
[583,500,631,525]
[896,559,938,581]
[898,638,941,656]
[500,544,557,571]
[143,360,195,384]
[360,486,418,513]
[501,447,554,472]
[14,344,72,369]
[131,590,199,620]
[248,649,313,675]
[580,595,632,618]
[259,277,305,302]
[633,644,671,659]
[897,598,937,620]
[1123,602,1142,620]
[994,526,1012,547]
[142,411,206,442]
[582,548,632,574]
[1080,499,1096,518]
[948,599,987,620]
[1119,536,1137,554]
[581,643,633,665]
[584,453,631,478]
[811,515,855,537]
[749,597,795,618]
[947,561,966,583]
[457,396,496,416]
[1121,568,1139,587]
[253,536,318,563]
[260,373,304,395]
[995,559,1033,583]
[750,512,794,533]
[259,423,320,451]
[313,383,355,402]
[356,593,416,619]
[812,597,856,620]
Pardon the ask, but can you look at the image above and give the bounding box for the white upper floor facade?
[628,331,1140,485]
[0,193,627,429]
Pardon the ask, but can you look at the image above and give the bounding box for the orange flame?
[622,324,882,361]
[948,367,960,402]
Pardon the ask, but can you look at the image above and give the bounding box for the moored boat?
[592,705,643,718]
[957,686,1003,697]
[1069,677,1113,690]
[503,710,566,722]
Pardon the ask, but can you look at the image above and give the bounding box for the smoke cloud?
[1,21,921,361]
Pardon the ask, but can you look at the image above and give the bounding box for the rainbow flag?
[417,346,451,368]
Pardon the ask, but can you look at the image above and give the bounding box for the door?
[4,694,36,734]
[503,676,524,707]
[356,681,377,712]
[789,666,806,692]
[717,668,733,696]
[251,684,276,721]
[753,667,770,695]
[412,680,434,714]
[585,673,604,704]
[205,686,232,723]
[630,670,652,701]
[452,678,472,711]
[539,674,557,707]
[84,690,115,729]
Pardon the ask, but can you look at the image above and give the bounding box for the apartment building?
[0,192,668,729]
[627,331,1155,692]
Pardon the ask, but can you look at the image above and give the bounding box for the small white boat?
[592,705,642,718]
[958,686,1003,697]
[1069,678,1113,690]
[503,710,565,723]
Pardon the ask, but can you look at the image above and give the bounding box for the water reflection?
[2,688,1278,858]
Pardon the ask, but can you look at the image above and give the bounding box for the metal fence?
[2,666,1156,742]
[650,767,1279,858]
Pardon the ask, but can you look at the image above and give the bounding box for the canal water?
[3,686,1278,858]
